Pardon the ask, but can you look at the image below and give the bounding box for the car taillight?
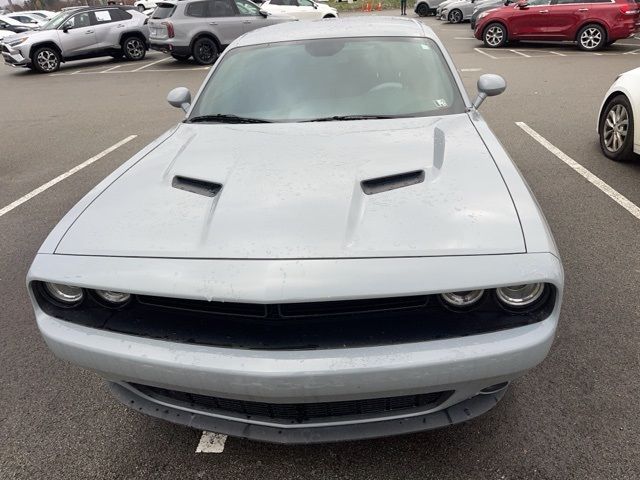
[620,3,639,15]
[162,21,174,38]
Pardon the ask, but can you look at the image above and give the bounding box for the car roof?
[234,16,433,47]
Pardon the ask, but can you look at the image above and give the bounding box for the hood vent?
[172,176,222,197]
[361,170,425,195]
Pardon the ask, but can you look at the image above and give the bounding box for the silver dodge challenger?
[28,17,563,444]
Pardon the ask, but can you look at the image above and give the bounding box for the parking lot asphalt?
[1,13,640,480]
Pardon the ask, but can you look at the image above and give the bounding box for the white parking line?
[101,64,123,73]
[196,432,227,453]
[474,47,498,59]
[0,135,137,219]
[623,48,640,55]
[460,68,482,72]
[454,37,476,40]
[549,51,566,56]
[516,122,640,221]
[509,49,531,57]
[130,57,171,72]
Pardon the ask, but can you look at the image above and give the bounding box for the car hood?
[1,29,43,43]
[56,115,525,259]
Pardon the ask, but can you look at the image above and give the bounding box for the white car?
[0,14,36,33]
[134,0,158,12]
[0,28,13,39]
[6,12,47,27]
[19,10,57,20]
[598,68,639,162]
[260,0,337,20]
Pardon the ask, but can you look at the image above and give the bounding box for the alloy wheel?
[580,28,602,50]
[126,39,145,60]
[603,104,629,153]
[450,10,462,23]
[36,50,58,72]
[485,26,504,47]
[197,43,215,63]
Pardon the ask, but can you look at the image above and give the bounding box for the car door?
[234,0,282,33]
[57,12,97,57]
[507,0,553,38]
[264,0,296,16]
[91,9,119,49]
[296,0,324,19]
[205,0,244,46]
[544,0,588,39]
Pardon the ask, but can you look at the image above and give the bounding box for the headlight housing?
[440,290,484,309]
[7,37,28,47]
[94,290,131,307]
[478,11,489,19]
[496,283,545,309]
[43,282,84,306]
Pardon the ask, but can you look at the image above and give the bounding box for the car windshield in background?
[40,11,71,30]
[189,37,466,123]
[152,3,177,19]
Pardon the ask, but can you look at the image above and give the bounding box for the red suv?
[474,0,640,50]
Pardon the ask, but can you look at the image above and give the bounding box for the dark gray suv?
[148,0,294,65]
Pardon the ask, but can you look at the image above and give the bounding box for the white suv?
[0,6,149,73]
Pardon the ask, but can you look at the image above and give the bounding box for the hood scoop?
[361,170,425,195]
[172,176,222,197]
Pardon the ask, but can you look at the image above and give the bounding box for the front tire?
[416,3,429,16]
[192,37,218,65]
[448,9,463,24]
[31,46,60,73]
[122,36,146,61]
[483,23,507,48]
[599,95,635,162]
[577,24,606,51]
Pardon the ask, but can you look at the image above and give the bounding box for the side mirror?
[62,22,71,32]
[259,9,270,17]
[516,0,528,7]
[167,87,191,112]
[472,74,506,109]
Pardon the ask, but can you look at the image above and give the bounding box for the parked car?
[0,28,14,40]
[435,0,458,17]
[0,15,36,34]
[1,7,149,73]
[470,0,512,30]
[6,12,48,26]
[474,0,640,51]
[19,10,58,20]
[440,0,476,23]
[598,68,639,162]
[148,0,294,65]
[260,0,338,19]
[28,17,563,444]
[414,0,448,16]
[134,0,159,12]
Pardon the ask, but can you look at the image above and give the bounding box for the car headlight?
[7,37,28,47]
[496,284,545,308]
[43,282,84,306]
[478,11,489,19]
[440,290,484,308]
[95,290,132,306]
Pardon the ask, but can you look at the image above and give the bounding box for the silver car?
[29,17,563,444]
[148,0,293,64]
[1,6,149,73]
[414,0,448,16]
[440,0,476,23]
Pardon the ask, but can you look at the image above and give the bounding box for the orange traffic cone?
[376,2,382,10]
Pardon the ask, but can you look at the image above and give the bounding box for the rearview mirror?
[167,87,191,112]
[472,74,506,109]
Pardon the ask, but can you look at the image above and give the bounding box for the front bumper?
[1,43,29,67]
[29,252,562,441]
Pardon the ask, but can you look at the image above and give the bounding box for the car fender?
[574,18,610,41]
[118,29,149,47]
[189,31,222,51]
[598,69,640,150]
[27,39,62,61]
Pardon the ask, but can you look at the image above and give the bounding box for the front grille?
[131,383,453,424]
[35,284,556,350]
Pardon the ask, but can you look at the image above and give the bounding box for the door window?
[186,1,209,16]
[235,0,262,15]
[525,0,551,5]
[92,10,115,24]
[64,13,91,29]
[208,0,237,16]
[298,0,314,5]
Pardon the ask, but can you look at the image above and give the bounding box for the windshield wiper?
[302,114,398,122]
[188,114,272,124]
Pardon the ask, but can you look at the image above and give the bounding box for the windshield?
[40,11,72,30]
[0,14,23,26]
[189,37,465,123]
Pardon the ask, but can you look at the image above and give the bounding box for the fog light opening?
[479,382,509,395]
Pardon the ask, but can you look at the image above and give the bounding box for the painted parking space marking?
[196,432,227,453]
[623,48,640,55]
[101,64,123,73]
[509,49,531,57]
[460,68,482,72]
[454,37,476,40]
[474,47,499,59]
[130,56,172,72]
[0,135,137,219]
[516,122,640,221]
[549,51,566,56]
